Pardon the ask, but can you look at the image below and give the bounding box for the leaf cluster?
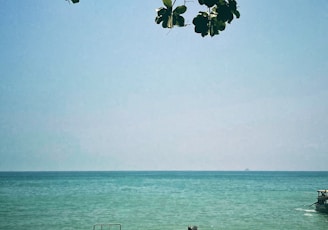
[194,0,240,37]
[155,0,240,37]
[155,0,187,28]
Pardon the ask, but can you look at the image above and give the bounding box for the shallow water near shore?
[1,171,328,230]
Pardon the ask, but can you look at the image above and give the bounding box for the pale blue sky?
[0,0,327,171]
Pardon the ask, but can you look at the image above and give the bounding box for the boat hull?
[315,204,328,213]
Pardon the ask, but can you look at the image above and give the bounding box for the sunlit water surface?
[1,171,327,230]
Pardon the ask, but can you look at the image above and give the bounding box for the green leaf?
[155,16,162,24]
[193,13,210,37]
[156,7,166,16]
[228,0,237,11]
[163,0,172,8]
[216,4,233,22]
[173,5,187,14]
[212,18,225,31]
[174,15,185,27]
[162,17,169,28]
[233,10,240,18]
[198,0,205,5]
[202,0,218,8]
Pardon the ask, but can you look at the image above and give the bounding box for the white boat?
[315,190,328,213]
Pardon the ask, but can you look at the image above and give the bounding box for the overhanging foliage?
[156,0,240,37]
[67,0,240,37]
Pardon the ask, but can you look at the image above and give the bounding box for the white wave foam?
[295,208,316,213]
[304,213,313,217]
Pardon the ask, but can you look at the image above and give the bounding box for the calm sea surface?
[0,171,327,230]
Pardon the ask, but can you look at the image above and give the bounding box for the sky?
[0,0,327,171]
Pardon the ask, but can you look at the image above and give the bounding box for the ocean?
[0,171,327,230]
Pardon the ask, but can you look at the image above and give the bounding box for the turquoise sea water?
[0,171,327,230]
